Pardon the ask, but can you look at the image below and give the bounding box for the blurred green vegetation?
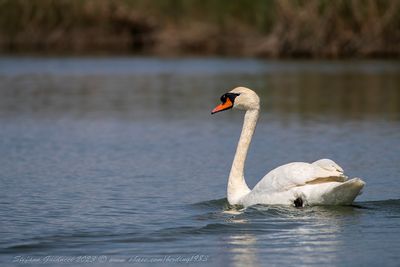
[0,0,399,57]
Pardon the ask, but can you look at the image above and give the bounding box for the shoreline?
[0,0,399,59]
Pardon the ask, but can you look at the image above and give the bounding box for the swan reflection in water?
[223,205,361,266]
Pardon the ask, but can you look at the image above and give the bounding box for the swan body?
[211,87,365,207]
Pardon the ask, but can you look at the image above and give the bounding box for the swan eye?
[220,93,240,104]
[220,94,227,103]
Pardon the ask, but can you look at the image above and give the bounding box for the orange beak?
[211,98,233,114]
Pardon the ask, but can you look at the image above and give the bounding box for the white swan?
[211,87,365,207]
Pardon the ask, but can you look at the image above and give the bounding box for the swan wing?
[251,161,347,193]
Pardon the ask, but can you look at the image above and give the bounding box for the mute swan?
[211,87,365,207]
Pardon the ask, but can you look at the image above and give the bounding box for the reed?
[0,0,398,57]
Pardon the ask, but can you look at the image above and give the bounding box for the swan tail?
[320,178,365,205]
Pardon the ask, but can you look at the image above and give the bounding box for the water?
[0,57,399,266]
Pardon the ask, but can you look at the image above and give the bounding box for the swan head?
[211,87,260,114]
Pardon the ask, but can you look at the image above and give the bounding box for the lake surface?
[0,57,399,267]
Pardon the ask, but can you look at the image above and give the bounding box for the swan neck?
[227,109,259,204]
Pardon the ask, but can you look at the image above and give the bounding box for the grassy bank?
[0,0,399,58]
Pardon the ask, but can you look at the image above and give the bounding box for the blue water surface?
[0,57,399,267]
